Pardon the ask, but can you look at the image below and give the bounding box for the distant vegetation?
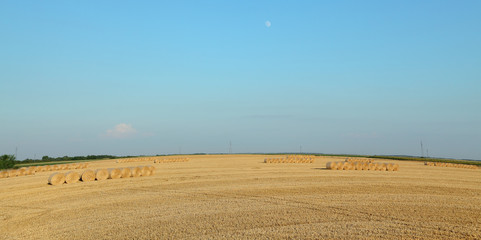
[17,155,137,165]
[0,154,16,169]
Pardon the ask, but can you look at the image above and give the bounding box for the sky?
[1,1,480,160]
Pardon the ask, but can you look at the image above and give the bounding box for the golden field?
[1,154,480,239]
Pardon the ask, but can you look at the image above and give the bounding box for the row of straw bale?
[116,156,187,163]
[326,161,399,171]
[345,157,374,163]
[424,162,478,169]
[154,157,190,163]
[286,155,316,162]
[48,165,155,185]
[264,157,314,164]
[0,163,89,179]
[116,157,153,163]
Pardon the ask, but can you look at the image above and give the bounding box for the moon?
[265,20,271,28]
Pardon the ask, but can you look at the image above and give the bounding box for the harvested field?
[0,154,480,239]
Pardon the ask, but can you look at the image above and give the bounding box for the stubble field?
[1,154,480,239]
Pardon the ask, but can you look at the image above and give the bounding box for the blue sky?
[1,1,480,160]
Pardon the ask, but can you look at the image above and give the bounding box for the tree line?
[20,155,130,164]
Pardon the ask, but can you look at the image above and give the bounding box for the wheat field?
[0,154,480,239]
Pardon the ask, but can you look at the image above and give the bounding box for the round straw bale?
[326,162,337,169]
[367,163,376,171]
[147,165,155,175]
[335,162,344,170]
[362,163,369,170]
[120,168,131,178]
[378,163,387,171]
[95,169,109,181]
[81,170,96,182]
[139,166,151,176]
[108,168,122,179]
[25,167,35,175]
[393,164,400,171]
[8,169,18,177]
[48,172,66,185]
[0,171,7,178]
[354,163,363,170]
[17,167,27,176]
[64,171,80,184]
[386,163,394,171]
[130,167,141,177]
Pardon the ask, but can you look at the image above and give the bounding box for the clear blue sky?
[1,1,480,160]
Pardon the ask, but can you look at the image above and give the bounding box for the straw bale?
[147,165,155,175]
[18,167,27,176]
[393,164,399,171]
[48,172,66,185]
[26,167,36,175]
[95,169,109,181]
[120,168,132,178]
[378,163,387,171]
[139,166,151,176]
[0,171,7,178]
[386,163,394,171]
[355,163,363,170]
[65,171,80,184]
[8,169,18,177]
[81,170,96,182]
[130,167,141,177]
[326,162,336,169]
[108,168,122,179]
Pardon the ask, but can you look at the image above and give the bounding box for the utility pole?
[426,149,429,158]
[420,141,424,158]
[229,140,232,154]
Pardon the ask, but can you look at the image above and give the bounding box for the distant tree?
[0,154,16,169]
[42,156,49,161]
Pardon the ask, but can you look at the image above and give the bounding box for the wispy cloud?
[102,123,138,139]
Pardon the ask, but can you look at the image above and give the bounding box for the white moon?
[265,20,271,27]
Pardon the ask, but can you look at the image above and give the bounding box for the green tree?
[0,155,16,170]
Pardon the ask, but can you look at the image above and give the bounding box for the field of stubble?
[1,154,480,239]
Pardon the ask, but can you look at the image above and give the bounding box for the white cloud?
[103,123,137,139]
[265,20,271,27]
